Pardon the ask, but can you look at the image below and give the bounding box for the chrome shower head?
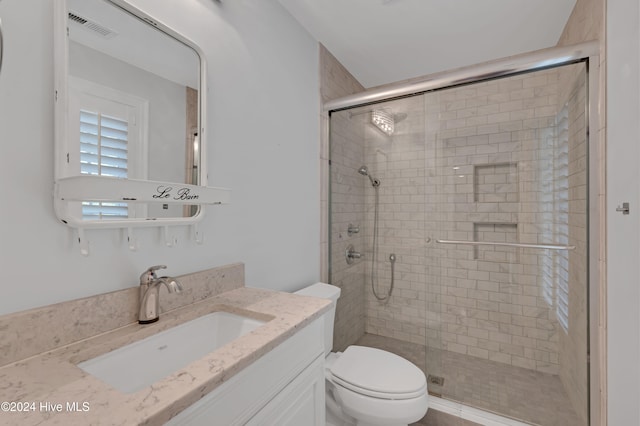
[371,110,394,135]
[358,165,380,187]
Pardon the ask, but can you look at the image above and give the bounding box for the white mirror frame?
[53,0,230,232]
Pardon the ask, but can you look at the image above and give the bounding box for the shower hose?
[370,183,396,301]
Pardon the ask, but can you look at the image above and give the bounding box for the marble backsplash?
[0,263,244,367]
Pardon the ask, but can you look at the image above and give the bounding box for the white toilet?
[295,283,428,426]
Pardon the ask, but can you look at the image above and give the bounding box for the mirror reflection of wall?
[66,0,200,220]
[185,87,199,218]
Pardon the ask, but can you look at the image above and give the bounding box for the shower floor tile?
[355,333,584,426]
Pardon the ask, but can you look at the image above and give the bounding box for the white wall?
[607,0,640,424]
[0,0,320,315]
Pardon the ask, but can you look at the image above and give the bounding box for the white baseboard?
[429,396,534,426]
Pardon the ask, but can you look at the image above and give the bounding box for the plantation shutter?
[79,110,130,219]
[80,110,129,178]
[554,104,570,333]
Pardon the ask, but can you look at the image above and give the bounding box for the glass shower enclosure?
[328,46,594,425]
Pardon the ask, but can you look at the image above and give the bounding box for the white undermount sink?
[77,311,266,393]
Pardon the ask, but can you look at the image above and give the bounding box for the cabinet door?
[247,354,325,426]
[165,318,324,426]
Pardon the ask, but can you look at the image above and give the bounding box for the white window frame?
[67,76,149,220]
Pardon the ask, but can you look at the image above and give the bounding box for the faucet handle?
[140,265,167,285]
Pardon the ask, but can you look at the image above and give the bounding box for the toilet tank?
[294,283,341,355]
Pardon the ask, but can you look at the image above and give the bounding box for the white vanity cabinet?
[166,318,325,426]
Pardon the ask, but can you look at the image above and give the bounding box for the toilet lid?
[329,346,427,400]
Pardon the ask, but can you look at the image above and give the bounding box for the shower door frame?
[322,41,604,425]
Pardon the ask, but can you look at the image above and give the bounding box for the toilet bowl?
[326,347,428,426]
[294,283,428,426]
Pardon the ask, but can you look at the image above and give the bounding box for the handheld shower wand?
[358,165,380,187]
[358,165,395,301]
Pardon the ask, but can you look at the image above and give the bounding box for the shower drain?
[427,375,445,386]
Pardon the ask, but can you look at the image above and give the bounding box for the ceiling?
[277,0,577,88]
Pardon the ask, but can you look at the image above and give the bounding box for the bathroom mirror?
[54,0,229,229]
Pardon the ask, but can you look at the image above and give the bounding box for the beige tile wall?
[319,44,367,351]
[360,96,429,346]
[329,110,367,351]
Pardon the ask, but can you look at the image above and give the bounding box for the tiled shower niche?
[472,222,518,261]
[472,161,520,261]
[473,162,518,203]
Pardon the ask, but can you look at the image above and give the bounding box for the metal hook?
[193,224,204,244]
[162,226,177,247]
[127,228,138,251]
[78,228,90,257]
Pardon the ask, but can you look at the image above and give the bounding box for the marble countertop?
[0,287,330,425]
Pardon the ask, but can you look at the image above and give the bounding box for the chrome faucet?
[138,265,183,324]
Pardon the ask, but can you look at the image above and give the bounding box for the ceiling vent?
[68,11,118,39]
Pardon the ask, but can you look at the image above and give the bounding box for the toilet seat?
[328,346,427,400]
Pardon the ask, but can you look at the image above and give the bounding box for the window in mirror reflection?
[69,77,148,220]
[82,201,129,220]
[79,109,129,219]
[79,110,129,178]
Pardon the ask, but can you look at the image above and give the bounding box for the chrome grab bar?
[435,239,575,251]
